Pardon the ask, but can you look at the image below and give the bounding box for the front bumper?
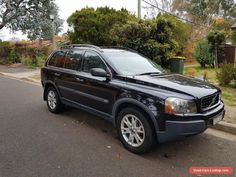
[157,102,225,143]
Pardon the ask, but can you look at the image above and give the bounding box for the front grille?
[201,93,220,110]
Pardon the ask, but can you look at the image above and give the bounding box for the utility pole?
[138,0,141,18]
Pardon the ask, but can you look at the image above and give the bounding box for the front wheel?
[117,108,155,154]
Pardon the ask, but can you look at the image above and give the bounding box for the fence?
[218,44,236,67]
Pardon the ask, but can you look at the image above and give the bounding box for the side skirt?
[61,97,115,125]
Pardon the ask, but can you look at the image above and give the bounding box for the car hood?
[127,74,219,99]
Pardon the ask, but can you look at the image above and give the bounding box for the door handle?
[54,73,60,77]
[76,78,84,82]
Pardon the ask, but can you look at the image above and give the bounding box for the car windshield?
[103,49,164,76]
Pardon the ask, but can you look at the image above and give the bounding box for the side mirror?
[91,68,110,78]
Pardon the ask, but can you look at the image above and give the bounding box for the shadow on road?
[60,106,119,138]
[51,105,233,168]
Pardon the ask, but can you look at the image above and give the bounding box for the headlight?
[165,97,197,115]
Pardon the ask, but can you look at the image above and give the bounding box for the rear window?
[48,51,66,67]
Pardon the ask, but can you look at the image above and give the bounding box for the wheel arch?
[112,98,159,132]
[43,81,60,101]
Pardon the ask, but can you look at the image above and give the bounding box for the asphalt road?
[0,75,236,177]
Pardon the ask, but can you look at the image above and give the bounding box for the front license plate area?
[213,113,223,125]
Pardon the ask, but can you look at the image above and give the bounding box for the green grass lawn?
[184,65,236,106]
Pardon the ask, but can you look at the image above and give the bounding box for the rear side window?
[64,50,83,70]
[48,51,66,67]
[83,51,106,72]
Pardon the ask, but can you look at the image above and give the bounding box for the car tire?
[117,107,155,154]
[46,87,63,113]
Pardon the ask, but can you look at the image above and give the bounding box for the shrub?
[233,69,236,81]
[114,17,177,68]
[7,50,21,64]
[21,55,46,68]
[67,8,190,68]
[25,47,47,59]
[67,7,136,45]
[207,30,226,68]
[216,63,234,86]
[0,41,13,62]
[21,56,33,67]
[35,55,46,67]
[20,47,47,68]
[193,39,213,68]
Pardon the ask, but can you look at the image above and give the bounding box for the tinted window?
[48,51,66,67]
[64,50,83,70]
[103,50,163,75]
[83,51,106,72]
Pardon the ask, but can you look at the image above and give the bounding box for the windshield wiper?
[137,72,161,76]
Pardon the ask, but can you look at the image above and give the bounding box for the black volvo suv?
[41,44,225,154]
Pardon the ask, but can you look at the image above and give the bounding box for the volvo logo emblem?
[209,94,218,107]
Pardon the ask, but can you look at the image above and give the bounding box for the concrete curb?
[0,71,41,84]
[212,121,236,135]
[21,77,41,84]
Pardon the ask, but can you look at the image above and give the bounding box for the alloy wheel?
[47,90,57,110]
[120,114,145,147]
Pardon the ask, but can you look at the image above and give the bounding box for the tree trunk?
[39,39,43,47]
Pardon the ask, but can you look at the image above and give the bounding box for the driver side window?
[82,51,106,73]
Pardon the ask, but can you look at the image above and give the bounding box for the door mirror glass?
[91,68,110,78]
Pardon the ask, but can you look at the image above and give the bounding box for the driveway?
[0,75,235,177]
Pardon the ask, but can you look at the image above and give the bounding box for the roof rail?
[60,44,102,52]
[100,46,137,53]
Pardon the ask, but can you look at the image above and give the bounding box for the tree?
[143,0,173,18]
[114,14,190,67]
[210,18,232,39]
[113,20,157,59]
[171,0,235,60]
[152,16,177,67]
[193,39,213,68]
[207,30,226,69]
[172,0,236,25]
[67,7,136,45]
[24,2,63,40]
[114,16,177,67]
[159,14,191,55]
[0,0,63,40]
[67,9,188,68]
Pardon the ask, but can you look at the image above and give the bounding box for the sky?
[0,0,140,41]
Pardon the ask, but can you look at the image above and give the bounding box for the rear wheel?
[46,87,63,113]
[117,107,155,154]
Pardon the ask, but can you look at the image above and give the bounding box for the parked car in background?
[41,44,225,154]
